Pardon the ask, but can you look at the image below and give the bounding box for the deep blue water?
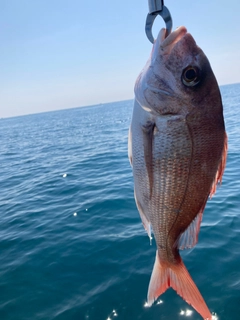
[0,83,240,320]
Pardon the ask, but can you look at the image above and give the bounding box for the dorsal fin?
[210,131,228,198]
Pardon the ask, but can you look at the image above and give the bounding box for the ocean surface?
[0,83,240,320]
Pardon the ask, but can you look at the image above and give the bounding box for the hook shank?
[145,4,173,43]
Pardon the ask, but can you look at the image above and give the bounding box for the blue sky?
[1,0,240,118]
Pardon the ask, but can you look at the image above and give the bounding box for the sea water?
[0,83,240,320]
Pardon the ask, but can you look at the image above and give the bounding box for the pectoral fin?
[142,121,155,199]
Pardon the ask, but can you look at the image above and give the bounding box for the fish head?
[135,26,222,117]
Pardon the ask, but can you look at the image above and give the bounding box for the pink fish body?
[128,26,227,320]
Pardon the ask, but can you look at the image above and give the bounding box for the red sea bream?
[128,26,227,320]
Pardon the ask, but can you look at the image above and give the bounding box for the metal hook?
[145,2,173,43]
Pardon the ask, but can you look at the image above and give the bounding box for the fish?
[128,26,227,320]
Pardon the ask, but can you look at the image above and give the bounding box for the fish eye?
[182,66,200,87]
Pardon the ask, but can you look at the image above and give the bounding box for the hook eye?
[145,6,173,44]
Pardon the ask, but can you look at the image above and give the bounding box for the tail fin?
[147,251,212,320]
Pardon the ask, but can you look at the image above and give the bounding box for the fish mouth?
[145,26,188,98]
[144,26,191,100]
[158,26,187,51]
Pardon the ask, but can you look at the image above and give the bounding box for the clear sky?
[1,0,240,118]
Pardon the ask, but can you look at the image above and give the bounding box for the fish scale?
[151,117,192,261]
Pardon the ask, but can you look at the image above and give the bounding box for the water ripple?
[0,90,240,319]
